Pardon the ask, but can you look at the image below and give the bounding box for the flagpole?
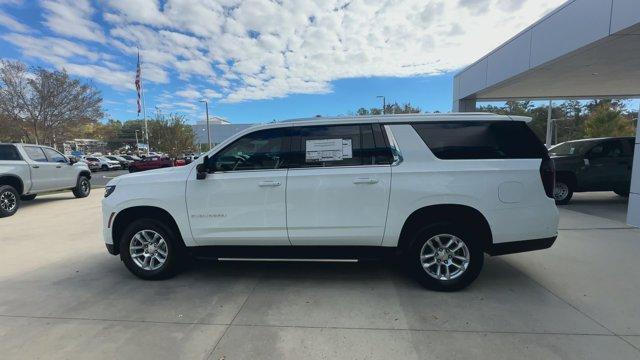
[139,51,150,156]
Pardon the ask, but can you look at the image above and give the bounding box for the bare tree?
[0,60,103,146]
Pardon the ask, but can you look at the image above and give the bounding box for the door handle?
[32,165,39,169]
[353,178,379,184]
[258,181,281,187]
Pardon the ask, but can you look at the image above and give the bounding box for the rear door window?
[0,145,22,160]
[411,121,547,159]
[290,124,393,168]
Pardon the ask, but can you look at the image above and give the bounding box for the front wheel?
[119,219,182,280]
[407,223,483,291]
[0,185,20,218]
[554,181,573,205]
[72,176,91,198]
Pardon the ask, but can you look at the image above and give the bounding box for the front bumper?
[106,243,118,255]
[487,236,557,256]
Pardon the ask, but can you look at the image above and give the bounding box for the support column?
[545,100,553,148]
[628,104,640,227]
[454,98,477,112]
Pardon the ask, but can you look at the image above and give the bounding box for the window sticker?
[306,138,353,162]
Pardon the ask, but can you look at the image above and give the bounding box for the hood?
[106,165,190,187]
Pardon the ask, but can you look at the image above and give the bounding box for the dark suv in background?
[549,137,635,204]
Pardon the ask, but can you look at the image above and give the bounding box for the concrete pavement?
[1,190,639,359]
[90,169,128,188]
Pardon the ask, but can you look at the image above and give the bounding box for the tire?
[128,167,136,173]
[406,222,484,291]
[0,185,20,218]
[614,189,629,198]
[553,181,573,205]
[72,176,91,198]
[101,165,108,171]
[119,219,182,280]
[20,194,37,201]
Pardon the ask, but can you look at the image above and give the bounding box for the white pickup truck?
[0,143,92,217]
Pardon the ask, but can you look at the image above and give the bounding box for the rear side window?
[290,124,392,168]
[412,121,547,159]
[24,146,48,162]
[0,145,21,160]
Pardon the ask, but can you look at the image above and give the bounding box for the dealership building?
[453,0,639,227]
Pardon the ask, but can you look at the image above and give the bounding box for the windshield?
[549,140,597,156]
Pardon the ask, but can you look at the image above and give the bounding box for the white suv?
[102,114,558,291]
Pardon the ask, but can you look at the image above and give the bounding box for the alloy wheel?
[129,230,169,271]
[80,178,90,195]
[420,234,470,281]
[0,190,17,212]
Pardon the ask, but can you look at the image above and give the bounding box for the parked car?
[95,156,121,171]
[128,156,173,173]
[121,155,141,162]
[0,143,91,217]
[105,155,132,169]
[80,156,101,171]
[102,114,559,291]
[549,137,635,204]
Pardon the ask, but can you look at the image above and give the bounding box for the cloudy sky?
[0,0,565,123]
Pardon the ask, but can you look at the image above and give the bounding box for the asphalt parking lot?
[1,190,640,359]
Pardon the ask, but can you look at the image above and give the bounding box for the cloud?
[0,10,30,32]
[2,33,102,64]
[5,0,566,104]
[41,0,106,43]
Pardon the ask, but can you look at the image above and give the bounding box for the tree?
[146,114,195,157]
[0,60,103,146]
[583,102,635,138]
[355,102,420,116]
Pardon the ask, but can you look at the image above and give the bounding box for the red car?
[128,156,173,173]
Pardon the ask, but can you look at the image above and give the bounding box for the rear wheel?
[119,219,182,280]
[0,185,20,218]
[554,181,573,205]
[20,194,37,201]
[72,176,91,198]
[101,165,108,171]
[407,223,483,291]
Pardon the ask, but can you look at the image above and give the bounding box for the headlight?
[104,185,116,198]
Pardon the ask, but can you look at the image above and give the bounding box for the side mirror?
[68,157,77,164]
[196,155,209,180]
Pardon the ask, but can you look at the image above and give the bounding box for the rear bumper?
[487,236,557,256]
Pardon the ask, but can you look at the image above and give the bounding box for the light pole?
[377,95,386,115]
[199,99,212,151]
[134,130,140,148]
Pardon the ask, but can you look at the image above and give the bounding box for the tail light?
[540,155,555,198]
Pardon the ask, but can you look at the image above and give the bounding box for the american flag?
[135,52,142,114]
